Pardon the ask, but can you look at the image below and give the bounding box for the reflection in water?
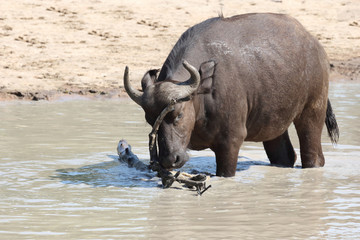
[0,84,359,239]
[52,155,269,188]
[53,156,157,188]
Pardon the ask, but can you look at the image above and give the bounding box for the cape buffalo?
[123,13,339,177]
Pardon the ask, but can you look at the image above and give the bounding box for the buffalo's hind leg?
[263,130,297,167]
[294,104,326,168]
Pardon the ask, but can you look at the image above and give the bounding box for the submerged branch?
[118,139,211,195]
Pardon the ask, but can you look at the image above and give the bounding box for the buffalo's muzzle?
[160,151,189,170]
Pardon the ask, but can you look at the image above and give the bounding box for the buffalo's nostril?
[172,155,181,167]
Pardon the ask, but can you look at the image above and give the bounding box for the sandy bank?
[0,0,359,100]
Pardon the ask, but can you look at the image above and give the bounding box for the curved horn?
[183,60,201,90]
[168,60,200,101]
[123,66,143,106]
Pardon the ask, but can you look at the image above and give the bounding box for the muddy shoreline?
[1,63,358,101]
[0,87,128,101]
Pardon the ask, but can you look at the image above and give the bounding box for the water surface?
[0,83,359,239]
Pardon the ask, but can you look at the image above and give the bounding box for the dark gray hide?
[124,13,339,177]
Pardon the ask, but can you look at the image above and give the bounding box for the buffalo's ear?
[198,60,216,94]
[141,69,159,90]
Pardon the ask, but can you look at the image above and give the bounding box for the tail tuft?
[325,99,339,144]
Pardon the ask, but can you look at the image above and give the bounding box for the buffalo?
[123,13,339,177]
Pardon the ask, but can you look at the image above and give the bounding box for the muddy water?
[0,83,359,239]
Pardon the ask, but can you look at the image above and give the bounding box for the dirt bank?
[0,0,359,100]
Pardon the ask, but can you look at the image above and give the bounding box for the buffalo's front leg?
[212,137,244,177]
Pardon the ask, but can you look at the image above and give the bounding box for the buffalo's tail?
[325,99,339,144]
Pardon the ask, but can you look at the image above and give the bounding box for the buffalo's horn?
[123,66,143,106]
[172,60,201,100]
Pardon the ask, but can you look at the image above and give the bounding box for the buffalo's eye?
[174,113,183,125]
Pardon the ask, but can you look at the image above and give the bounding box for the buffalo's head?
[123,61,201,170]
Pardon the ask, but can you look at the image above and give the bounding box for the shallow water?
[0,83,359,239]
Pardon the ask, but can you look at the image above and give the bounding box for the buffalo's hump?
[159,13,328,87]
